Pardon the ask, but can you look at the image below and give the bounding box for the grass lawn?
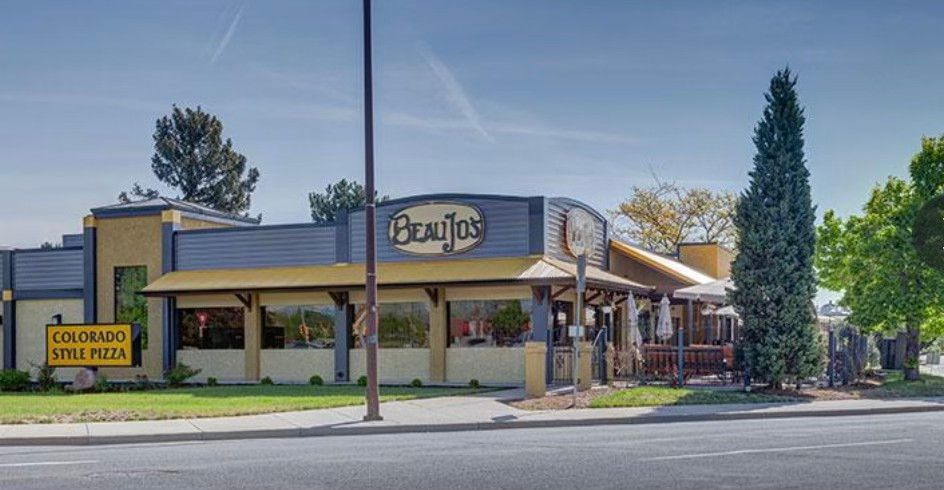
[0,385,486,424]
[588,386,799,409]
[868,372,944,398]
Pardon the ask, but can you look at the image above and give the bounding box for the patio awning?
[610,239,715,285]
[673,277,734,303]
[141,255,652,296]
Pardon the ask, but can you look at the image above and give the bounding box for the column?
[82,215,97,324]
[428,287,447,383]
[2,249,14,369]
[244,292,262,381]
[333,292,351,382]
[530,286,553,385]
[160,210,181,374]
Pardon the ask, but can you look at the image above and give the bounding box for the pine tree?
[730,68,822,388]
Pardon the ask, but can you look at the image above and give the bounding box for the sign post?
[565,208,596,408]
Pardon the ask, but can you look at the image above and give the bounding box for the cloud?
[417,44,492,141]
[210,3,246,65]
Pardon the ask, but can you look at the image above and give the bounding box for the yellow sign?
[46,324,140,368]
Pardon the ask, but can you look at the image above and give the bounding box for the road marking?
[0,460,98,468]
[640,439,914,461]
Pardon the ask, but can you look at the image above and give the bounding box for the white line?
[0,460,98,468]
[640,439,914,461]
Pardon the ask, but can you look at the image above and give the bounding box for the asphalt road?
[3,412,944,489]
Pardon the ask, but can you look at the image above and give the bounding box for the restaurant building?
[0,193,729,385]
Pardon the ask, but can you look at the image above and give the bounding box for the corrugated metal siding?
[0,253,6,288]
[12,249,85,291]
[545,198,608,268]
[349,198,532,262]
[61,234,84,248]
[176,225,337,270]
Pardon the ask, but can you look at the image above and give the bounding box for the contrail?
[211,3,245,65]
[418,43,492,142]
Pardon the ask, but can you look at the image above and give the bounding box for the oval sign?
[388,202,485,256]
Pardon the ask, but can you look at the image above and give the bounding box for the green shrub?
[469,379,481,389]
[357,375,368,387]
[207,377,218,387]
[260,376,274,385]
[165,362,202,387]
[309,375,324,386]
[32,362,58,392]
[94,374,110,392]
[410,378,423,388]
[0,369,30,392]
[133,374,153,391]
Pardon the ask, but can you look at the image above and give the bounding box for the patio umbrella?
[656,294,673,341]
[628,293,643,347]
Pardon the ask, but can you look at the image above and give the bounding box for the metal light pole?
[573,254,586,408]
[362,0,381,421]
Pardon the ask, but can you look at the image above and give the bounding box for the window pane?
[178,308,245,350]
[353,302,429,348]
[115,266,148,349]
[448,300,532,348]
[263,305,336,349]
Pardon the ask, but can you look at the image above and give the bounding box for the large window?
[115,266,149,348]
[448,300,532,348]
[263,305,336,349]
[178,308,245,350]
[353,302,429,348]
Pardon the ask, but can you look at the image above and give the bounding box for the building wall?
[609,249,690,296]
[176,224,336,271]
[677,243,733,279]
[445,348,524,385]
[12,248,84,292]
[349,348,430,383]
[545,197,608,269]
[14,298,83,380]
[260,350,334,383]
[95,215,164,380]
[177,350,246,383]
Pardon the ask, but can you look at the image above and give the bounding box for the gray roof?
[673,277,734,303]
[91,197,260,225]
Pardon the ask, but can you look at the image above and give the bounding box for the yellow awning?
[142,256,651,296]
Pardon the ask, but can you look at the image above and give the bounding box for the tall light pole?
[565,208,595,408]
[362,0,381,421]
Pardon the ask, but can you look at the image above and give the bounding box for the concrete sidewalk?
[3,389,944,446]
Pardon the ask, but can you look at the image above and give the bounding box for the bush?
[31,362,58,392]
[133,374,153,391]
[94,373,110,392]
[0,369,30,392]
[165,362,202,387]
[260,376,274,385]
[207,377,218,387]
[469,379,480,389]
[410,378,423,388]
[309,375,324,386]
[357,375,368,387]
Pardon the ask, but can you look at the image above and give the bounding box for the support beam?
[161,211,180,374]
[531,286,553,385]
[244,292,262,381]
[82,215,97,323]
[423,287,439,307]
[333,292,351,382]
[429,287,446,382]
[2,249,14,370]
[551,286,572,300]
[234,293,253,311]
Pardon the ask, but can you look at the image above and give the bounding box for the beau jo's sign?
[388,202,485,256]
[46,324,142,368]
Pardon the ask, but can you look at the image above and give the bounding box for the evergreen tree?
[730,68,822,388]
[120,105,260,216]
[308,179,389,224]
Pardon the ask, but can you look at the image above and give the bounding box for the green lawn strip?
[0,385,487,424]
[588,386,799,409]
[867,372,944,398]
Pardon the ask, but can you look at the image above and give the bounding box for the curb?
[4,403,944,446]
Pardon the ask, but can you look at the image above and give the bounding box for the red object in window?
[197,311,209,327]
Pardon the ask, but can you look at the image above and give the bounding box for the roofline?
[341,193,543,214]
[610,239,706,286]
[90,199,260,225]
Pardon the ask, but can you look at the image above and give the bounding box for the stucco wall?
[177,350,246,382]
[15,299,84,380]
[260,350,334,383]
[95,215,164,379]
[349,348,430,383]
[445,348,524,385]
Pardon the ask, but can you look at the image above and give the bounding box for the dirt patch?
[510,387,617,410]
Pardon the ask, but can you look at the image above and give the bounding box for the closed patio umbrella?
[656,294,673,342]
[628,293,643,347]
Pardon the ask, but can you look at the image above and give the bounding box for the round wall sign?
[565,207,596,257]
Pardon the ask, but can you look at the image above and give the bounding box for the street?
[2,412,944,489]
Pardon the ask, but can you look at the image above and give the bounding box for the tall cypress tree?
[730,68,822,389]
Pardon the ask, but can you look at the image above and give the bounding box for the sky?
[1,0,943,254]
